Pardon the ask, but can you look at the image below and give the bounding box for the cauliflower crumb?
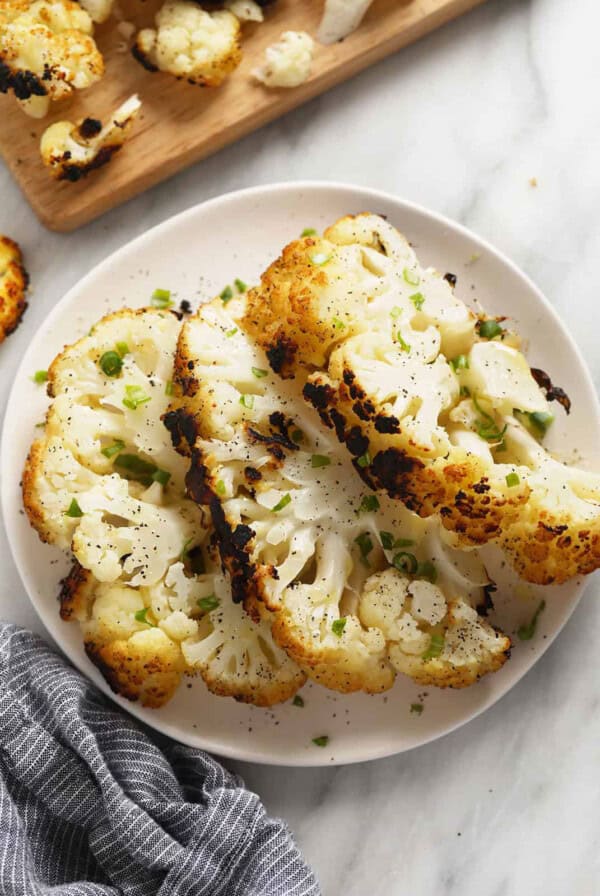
[0,235,28,343]
[40,94,141,182]
[132,1,241,87]
[253,30,314,88]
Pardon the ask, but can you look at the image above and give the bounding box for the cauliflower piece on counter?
[317,0,374,44]
[224,0,264,22]
[360,568,511,688]
[132,1,241,87]
[40,94,141,182]
[0,235,28,343]
[252,30,314,88]
[0,0,104,118]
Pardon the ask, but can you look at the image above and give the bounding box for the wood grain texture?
[0,0,485,231]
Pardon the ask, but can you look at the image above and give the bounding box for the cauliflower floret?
[224,0,264,22]
[0,0,104,118]
[77,0,114,23]
[360,568,511,688]
[252,30,314,88]
[317,0,374,44]
[132,1,241,87]
[0,235,28,342]
[40,93,141,182]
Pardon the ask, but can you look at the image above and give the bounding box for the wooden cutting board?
[0,0,485,231]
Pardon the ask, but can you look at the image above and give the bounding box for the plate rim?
[2,180,598,766]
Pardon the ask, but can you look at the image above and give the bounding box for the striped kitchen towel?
[0,623,320,896]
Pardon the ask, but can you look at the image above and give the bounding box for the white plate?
[2,182,598,766]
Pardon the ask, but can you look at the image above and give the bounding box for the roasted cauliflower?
[0,0,104,118]
[0,235,28,343]
[40,93,141,181]
[76,0,114,23]
[240,213,599,584]
[132,1,241,87]
[252,30,314,88]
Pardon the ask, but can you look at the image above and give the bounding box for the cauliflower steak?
[0,235,28,342]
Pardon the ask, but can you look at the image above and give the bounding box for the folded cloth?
[0,623,320,896]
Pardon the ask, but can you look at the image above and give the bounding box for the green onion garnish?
[396,331,411,353]
[122,385,151,410]
[239,394,255,410]
[450,354,470,371]
[301,228,317,237]
[410,703,424,715]
[506,472,520,487]
[151,289,173,309]
[422,633,445,660]
[311,454,331,468]
[409,292,425,311]
[234,278,247,293]
[460,385,471,398]
[225,328,238,338]
[393,551,418,574]
[312,736,329,747]
[271,493,291,513]
[528,411,554,436]
[332,317,345,330]
[357,452,371,468]
[359,494,380,514]
[197,595,220,612]
[215,479,226,496]
[291,428,304,443]
[116,341,130,358]
[114,454,157,479]
[134,607,155,626]
[152,469,171,486]
[99,351,123,378]
[332,617,346,637]
[251,367,268,378]
[477,319,504,340]
[390,306,402,319]
[33,370,48,384]
[417,561,437,583]
[165,380,174,396]
[472,396,507,443]
[354,532,373,559]
[292,694,305,707]
[379,531,394,550]
[220,286,233,304]
[517,600,546,640]
[65,498,83,518]
[403,267,420,286]
[309,252,331,266]
[101,440,125,459]
[394,537,415,548]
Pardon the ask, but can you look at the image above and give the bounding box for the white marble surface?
[1,0,599,892]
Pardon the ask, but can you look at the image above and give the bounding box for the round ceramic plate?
[2,183,598,766]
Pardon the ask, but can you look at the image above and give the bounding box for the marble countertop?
[1,0,599,892]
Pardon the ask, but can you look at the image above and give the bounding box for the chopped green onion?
[152,469,171,487]
[134,607,155,626]
[114,454,157,478]
[380,531,394,550]
[472,396,507,443]
[151,288,172,309]
[417,561,437,583]
[410,703,424,715]
[393,551,418,574]
[390,306,402,319]
[332,617,347,637]
[271,493,291,513]
[403,267,420,286]
[422,633,445,660]
[312,735,329,747]
[357,451,371,468]
[309,252,331,266]
[99,351,123,378]
[528,411,554,435]
[354,532,374,559]
[234,278,247,293]
[517,600,546,641]
[292,694,305,707]
[220,285,233,304]
[215,479,226,496]
[65,498,83,518]
[197,595,220,612]
[311,454,331,468]
[116,341,130,358]
[165,380,174,396]
[450,354,470,371]
[252,367,268,378]
[396,331,411,353]
[394,537,415,548]
[101,440,125,459]
[122,384,151,410]
[225,328,238,338]
[291,428,304,443]
[477,319,504,340]
[301,227,317,237]
[359,494,380,514]
[33,370,48,384]
[239,394,255,410]
[409,292,425,311]
[506,472,520,487]
[332,317,345,330]
[460,385,471,397]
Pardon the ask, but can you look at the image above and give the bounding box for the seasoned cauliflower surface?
[40,93,141,181]
[132,1,241,87]
[77,0,114,23]
[240,213,597,583]
[0,235,28,342]
[224,0,264,22]
[317,0,374,44]
[166,299,508,691]
[252,30,314,88]
[0,0,104,118]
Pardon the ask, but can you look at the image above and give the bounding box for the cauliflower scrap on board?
[240,213,599,584]
[40,94,141,181]
[0,235,28,343]
[252,30,314,88]
[0,0,104,118]
[165,298,510,691]
[24,307,305,708]
[132,1,242,87]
